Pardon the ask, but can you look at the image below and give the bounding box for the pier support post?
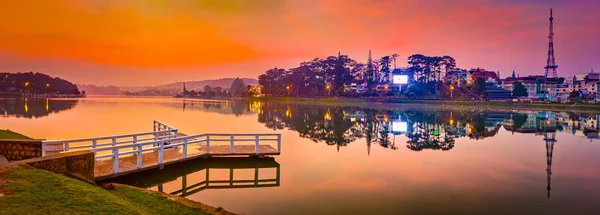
[255,135,260,155]
[230,135,234,153]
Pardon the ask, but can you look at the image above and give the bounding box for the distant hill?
[77,84,121,95]
[121,78,258,92]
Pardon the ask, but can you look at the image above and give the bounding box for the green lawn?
[0,130,31,140]
[0,167,221,215]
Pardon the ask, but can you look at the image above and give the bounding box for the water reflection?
[106,157,280,197]
[0,98,78,118]
[174,99,254,116]
[255,103,600,201]
[256,103,599,152]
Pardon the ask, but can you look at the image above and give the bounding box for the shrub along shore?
[248,97,600,112]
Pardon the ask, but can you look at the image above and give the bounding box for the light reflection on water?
[2,97,600,215]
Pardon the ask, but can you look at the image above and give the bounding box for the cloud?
[0,0,598,85]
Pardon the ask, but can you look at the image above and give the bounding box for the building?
[556,84,572,103]
[467,68,501,84]
[445,69,468,87]
[573,72,599,95]
[502,76,560,101]
[344,79,367,93]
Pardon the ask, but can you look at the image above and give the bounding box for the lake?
[2,97,600,215]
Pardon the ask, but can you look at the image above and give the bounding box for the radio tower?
[545,9,558,78]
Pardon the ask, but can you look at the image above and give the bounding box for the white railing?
[154,120,177,134]
[41,120,281,176]
[42,130,178,156]
[94,133,281,174]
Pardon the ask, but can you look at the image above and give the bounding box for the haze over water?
[2,97,600,215]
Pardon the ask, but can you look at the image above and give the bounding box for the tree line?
[257,53,485,98]
[1,72,81,94]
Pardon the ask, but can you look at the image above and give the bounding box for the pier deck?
[42,121,281,180]
[94,144,278,179]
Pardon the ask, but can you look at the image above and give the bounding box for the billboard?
[392,121,408,133]
[392,75,408,84]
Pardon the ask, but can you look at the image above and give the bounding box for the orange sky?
[0,0,598,86]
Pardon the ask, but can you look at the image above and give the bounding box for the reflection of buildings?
[502,112,558,199]
[0,98,78,118]
[107,157,280,197]
[467,113,510,140]
[502,112,558,134]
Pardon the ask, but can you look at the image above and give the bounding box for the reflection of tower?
[367,50,373,82]
[543,130,556,199]
[544,9,558,78]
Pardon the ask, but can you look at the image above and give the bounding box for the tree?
[378,56,392,84]
[230,78,247,97]
[203,85,213,96]
[511,114,528,129]
[512,81,528,97]
[474,77,486,95]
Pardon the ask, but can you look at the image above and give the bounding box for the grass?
[0,166,225,215]
[0,130,31,140]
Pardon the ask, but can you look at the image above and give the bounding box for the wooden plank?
[94,144,279,180]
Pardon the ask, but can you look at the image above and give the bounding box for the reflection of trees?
[0,98,78,119]
[257,103,500,152]
[258,104,365,149]
[402,110,456,151]
[173,100,252,116]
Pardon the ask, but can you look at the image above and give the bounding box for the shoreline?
[0,164,237,215]
[248,97,600,113]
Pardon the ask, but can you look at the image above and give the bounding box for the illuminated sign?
[393,75,409,84]
[392,121,408,132]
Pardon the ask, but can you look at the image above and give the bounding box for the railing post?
[113,148,119,174]
[183,138,188,159]
[255,135,260,155]
[92,139,97,148]
[153,120,157,132]
[132,135,137,152]
[65,142,70,152]
[153,133,159,146]
[206,135,211,154]
[112,137,117,156]
[230,135,234,153]
[159,141,164,165]
[41,143,46,156]
[277,134,281,153]
[137,145,143,169]
[174,129,178,138]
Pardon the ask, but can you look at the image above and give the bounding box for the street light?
[450,85,455,98]
[286,85,291,96]
[24,82,29,87]
[326,84,331,96]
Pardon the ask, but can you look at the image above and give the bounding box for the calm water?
[2,97,600,215]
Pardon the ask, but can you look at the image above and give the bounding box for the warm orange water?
[2,97,600,215]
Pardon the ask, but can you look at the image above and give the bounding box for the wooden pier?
[42,121,281,180]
